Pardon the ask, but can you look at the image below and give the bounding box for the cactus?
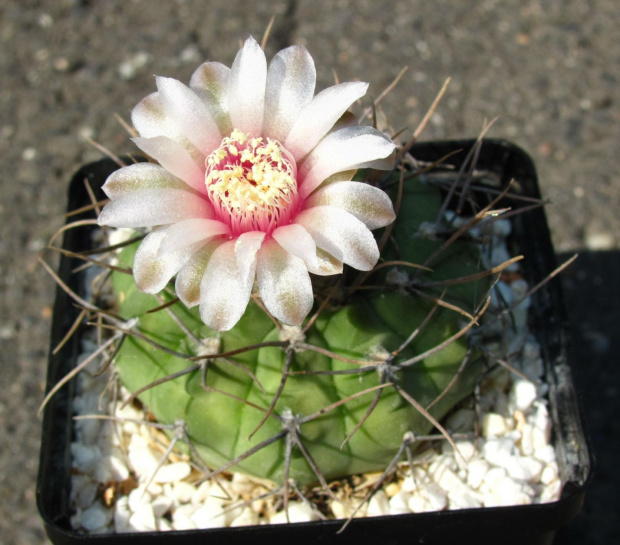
[109,172,491,486]
[39,37,529,515]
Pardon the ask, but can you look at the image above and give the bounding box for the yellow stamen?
[205,129,298,235]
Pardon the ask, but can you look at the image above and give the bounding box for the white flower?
[99,37,396,331]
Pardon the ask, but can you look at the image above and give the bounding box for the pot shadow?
[554,250,620,544]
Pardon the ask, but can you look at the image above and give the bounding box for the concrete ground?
[0,1,618,543]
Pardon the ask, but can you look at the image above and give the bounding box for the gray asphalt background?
[1,1,618,544]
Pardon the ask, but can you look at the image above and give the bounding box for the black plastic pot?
[37,140,591,545]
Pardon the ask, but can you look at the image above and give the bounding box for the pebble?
[230,472,258,496]
[417,221,439,238]
[71,474,98,510]
[71,443,102,473]
[388,491,412,515]
[367,490,390,516]
[94,462,113,484]
[489,245,520,271]
[491,218,512,238]
[384,481,401,498]
[127,435,161,478]
[77,417,103,447]
[329,500,348,519]
[172,504,198,530]
[503,455,544,483]
[191,481,212,504]
[22,147,37,161]
[519,423,535,456]
[448,486,482,509]
[533,403,552,435]
[230,507,260,527]
[443,210,468,229]
[128,505,157,532]
[534,445,557,464]
[113,497,132,533]
[191,502,227,529]
[453,440,476,462]
[151,495,174,518]
[482,437,517,467]
[172,480,197,503]
[179,44,201,64]
[540,463,559,485]
[270,502,319,524]
[428,454,458,478]
[435,466,464,492]
[128,487,151,513]
[466,459,490,489]
[0,324,16,340]
[510,380,538,412]
[422,483,448,511]
[153,462,192,484]
[521,352,544,381]
[147,482,163,496]
[80,503,111,531]
[585,231,614,251]
[540,480,562,503]
[482,413,511,437]
[408,493,431,513]
[117,52,151,80]
[102,452,131,481]
[484,477,534,507]
[490,280,514,310]
[400,474,418,493]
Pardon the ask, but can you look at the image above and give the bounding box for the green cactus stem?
[110,172,491,486]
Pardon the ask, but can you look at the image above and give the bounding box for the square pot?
[37,139,591,545]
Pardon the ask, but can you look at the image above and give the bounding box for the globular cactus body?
[112,175,488,485]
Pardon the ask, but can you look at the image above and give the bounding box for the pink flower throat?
[205,129,300,236]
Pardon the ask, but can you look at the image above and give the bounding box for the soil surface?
[1,1,618,544]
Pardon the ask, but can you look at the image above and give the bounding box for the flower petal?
[132,135,206,193]
[131,93,205,165]
[157,218,230,258]
[273,223,342,275]
[349,149,396,171]
[98,188,213,228]
[284,81,368,160]
[131,93,206,167]
[190,61,233,135]
[305,181,396,230]
[156,76,222,155]
[315,247,344,275]
[272,223,316,267]
[175,238,223,308]
[235,231,266,285]
[132,92,180,139]
[227,37,267,136]
[320,170,357,188]
[295,205,380,271]
[330,110,359,133]
[298,126,395,199]
[263,45,316,142]
[102,163,187,199]
[133,228,204,294]
[257,239,313,325]
[199,240,254,331]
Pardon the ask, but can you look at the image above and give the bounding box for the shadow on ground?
[555,250,620,544]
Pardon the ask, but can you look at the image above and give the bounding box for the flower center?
[205,129,299,235]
